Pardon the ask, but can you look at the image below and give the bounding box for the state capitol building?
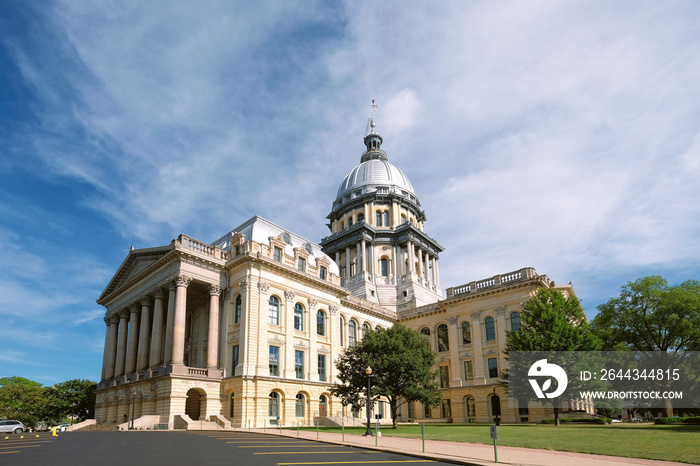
[94,118,593,429]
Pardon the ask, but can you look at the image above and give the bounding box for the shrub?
[654,417,700,425]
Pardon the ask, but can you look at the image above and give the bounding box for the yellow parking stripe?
[0,444,40,450]
[238,445,330,448]
[277,462,436,465]
[256,451,361,455]
[0,451,20,455]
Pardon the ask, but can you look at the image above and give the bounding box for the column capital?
[496,306,506,317]
[153,287,167,300]
[307,298,318,309]
[104,316,111,326]
[208,284,223,296]
[108,313,121,325]
[118,308,130,319]
[258,281,270,293]
[130,302,141,314]
[329,305,339,315]
[140,295,153,307]
[448,316,458,326]
[284,290,295,301]
[471,311,481,322]
[239,279,251,291]
[174,274,192,288]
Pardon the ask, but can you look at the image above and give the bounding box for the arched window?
[437,324,449,352]
[269,392,279,417]
[269,296,280,325]
[461,321,471,344]
[319,395,328,416]
[294,303,304,331]
[317,310,326,336]
[401,214,407,224]
[419,327,431,343]
[362,323,370,340]
[358,213,365,223]
[348,320,358,347]
[376,211,383,226]
[340,316,345,346]
[485,317,496,341]
[383,211,389,226]
[234,295,242,324]
[295,393,305,417]
[465,396,476,418]
[380,258,389,277]
[510,312,521,332]
[348,217,353,227]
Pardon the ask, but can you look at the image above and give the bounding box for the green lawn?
[291,423,700,464]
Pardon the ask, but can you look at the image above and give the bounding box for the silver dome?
[336,159,416,199]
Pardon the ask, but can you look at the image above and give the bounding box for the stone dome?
[336,159,416,199]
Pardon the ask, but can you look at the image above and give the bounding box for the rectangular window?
[488,357,499,378]
[298,257,306,271]
[408,402,415,419]
[273,246,282,262]
[269,346,279,376]
[439,366,450,388]
[232,345,239,373]
[442,399,452,418]
[318,354,326,382]
[463,360,474,381]
[424,403,431,418]
[295,350,304,379]
[320,266,327,280]
[518,399,530,416]
[378,400,384,419]
[234,296,241,324]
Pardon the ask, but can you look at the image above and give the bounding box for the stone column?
[448,317,462,387]
[257,281,271,376]
[424,251,430,281]
[470,312,486,384]
[207,284,222,369]
[164,279,177,364]
[308,298,318,380]
[237,279,250,376]
[171,274,192,366]
[101,317,113,381]
[105,314,119,380]
[283,290,296,378]
[149,288,166,368]
[335,251,340,270]
[345,247,351,279]
[417,247,424,279]
[114,309,129,377]
[433,256,440,288]
[407,240,415,276]
[125,302,141,374]
[136,296,152,371]
[361,239,367,274]
[356,242,362,274]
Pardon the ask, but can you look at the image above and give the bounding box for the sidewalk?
[244,427,691,466]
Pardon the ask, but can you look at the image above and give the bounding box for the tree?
[591,276,700,352]
[331,324,441,428]
[591,276,700,416]
[0,377,47,428]
[44,379,97,424]
[504,287,601,425]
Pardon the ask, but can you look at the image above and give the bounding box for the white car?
[56,424,70,432]
[0,420,26,434]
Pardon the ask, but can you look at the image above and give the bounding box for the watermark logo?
[528,359,568,399]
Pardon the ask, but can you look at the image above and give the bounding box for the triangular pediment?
[97,245,174,304]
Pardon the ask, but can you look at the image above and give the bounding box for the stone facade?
[94,119,592,429]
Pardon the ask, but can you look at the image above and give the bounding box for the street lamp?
[364,366,373,436]
[130,393,136,430]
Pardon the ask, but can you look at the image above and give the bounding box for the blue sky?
[1,1,699,386]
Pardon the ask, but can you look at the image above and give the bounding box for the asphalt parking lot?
[1,431,457,466]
